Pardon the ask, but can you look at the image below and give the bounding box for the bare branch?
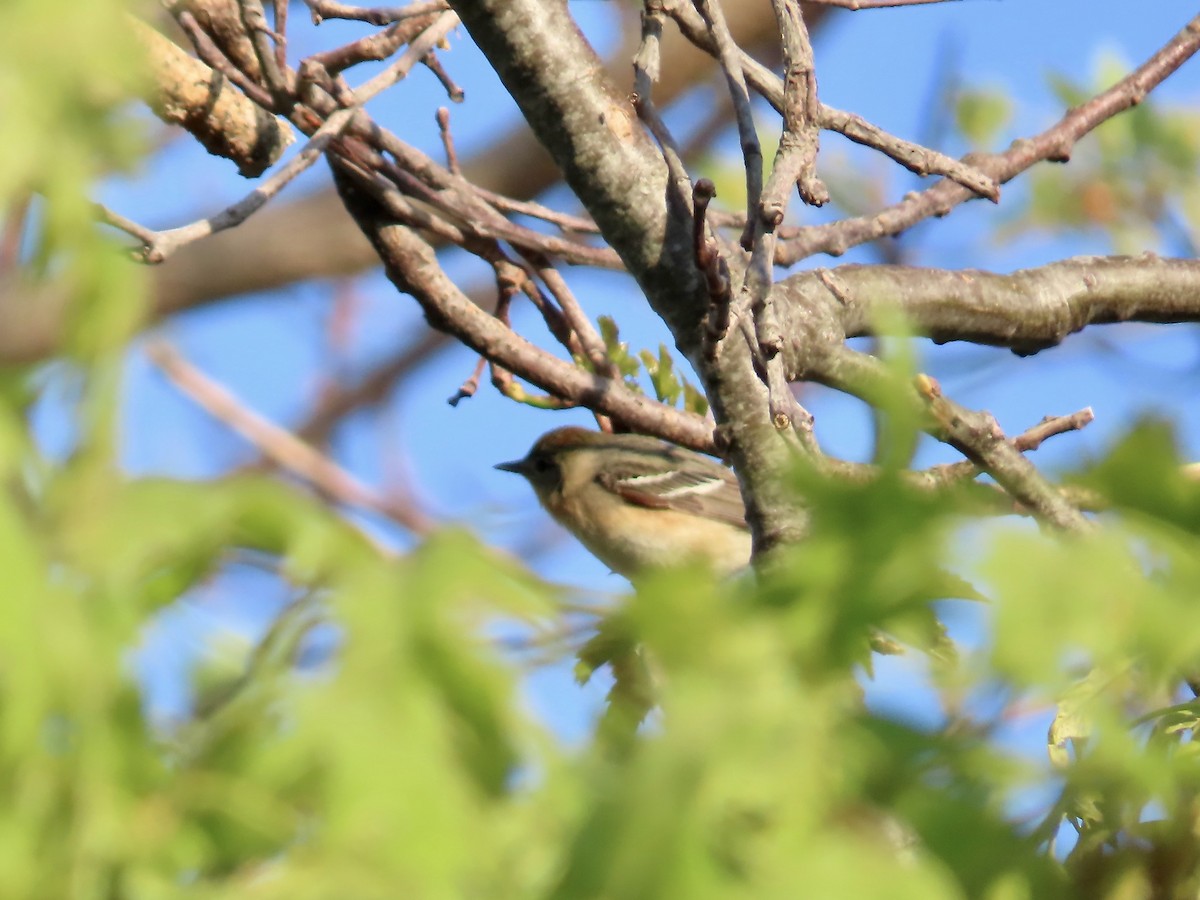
[175,7,276,109]
[435,106,461,175]
[448,354,487,406]
[450,0,713,342]
[776,13,1200,263]
[695,0,763,250]
[103,11,460,263]
[519,251,616,379]
[147,340,436,536]
[777,255,1200,360]
[914,373,1092,532]
[305,0,449,26]
[238,0,293,103]
[306,11,438,75]
[923,408,1096,487]
[130,15,293,177]
[805,0,961,8]
[632,2,693,212]
[761,0,827,216]
[662,0,996,200]
[98,105,353,262]
[820,105,998,201]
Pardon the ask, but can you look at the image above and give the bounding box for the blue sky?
[90,1,1200,745]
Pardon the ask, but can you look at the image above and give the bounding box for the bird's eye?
[532,456,552,473]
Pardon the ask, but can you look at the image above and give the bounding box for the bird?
[495,427,751,577]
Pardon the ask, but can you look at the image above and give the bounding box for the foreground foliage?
[6,395,1200,897]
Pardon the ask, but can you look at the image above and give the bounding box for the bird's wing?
[596,459,748,530]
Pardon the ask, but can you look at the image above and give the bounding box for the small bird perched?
[495,427,752,577]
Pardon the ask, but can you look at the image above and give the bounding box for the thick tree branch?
[770,256,1200,375]
[131,15,293,177]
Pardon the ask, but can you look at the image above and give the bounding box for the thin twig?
[762,0,828,215]
[822,105,998,201]
[147,340,435,536]
[472,189,597,234]
[484,289,574,410]
[632,1,693,212]
[435,106,460,175]
[661,0,997,200]
[914,374,1093,532]
[806,0,961,8]
[422,50,465,102]
[339,10,458,100]
[175,8,276,110]
[103,11,459,263]
[922,408,1096,486]
[447,355,487,406]
[776,13,1200,263]
[238,0,293,104]
[272,0,289,74]
[308,15,427,76]
[519,249,615,379]
[98,107,350,262]
[695,0,763,251]
[305,0,448,26]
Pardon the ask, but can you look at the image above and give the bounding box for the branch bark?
[770,256,1200,377]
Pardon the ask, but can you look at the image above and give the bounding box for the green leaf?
[597,315,642,380]
[1073,418,1200,534]
[683,382,710,416]
[955,88,1011,148]
[639,345,682,406]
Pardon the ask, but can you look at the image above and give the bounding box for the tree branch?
[146,340,435,536]
[331,163,716,451]
[130,15,293,178]
[914,373,1092,532]
[775,13,1200,263]
[770,256,1200,371]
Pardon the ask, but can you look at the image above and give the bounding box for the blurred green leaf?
[1004,61,1200,253]
[1073,418,1200,534]
[954,88,1012,148]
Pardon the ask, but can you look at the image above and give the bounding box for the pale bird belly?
[577,505,752,577]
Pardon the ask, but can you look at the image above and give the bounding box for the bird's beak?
[494,458,529,476]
